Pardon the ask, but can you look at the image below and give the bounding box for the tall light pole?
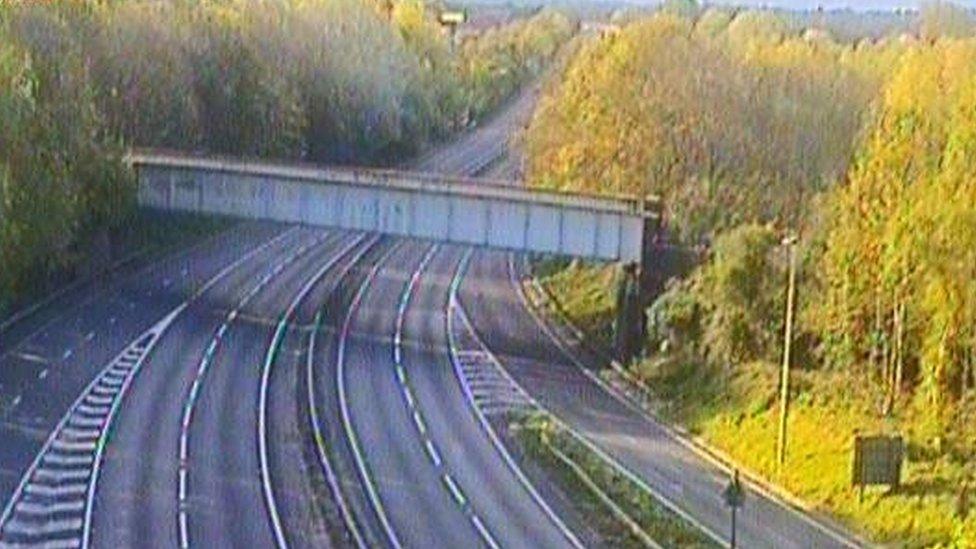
[777,234,798,469]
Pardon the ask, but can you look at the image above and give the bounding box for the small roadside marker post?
[723,469,745,548]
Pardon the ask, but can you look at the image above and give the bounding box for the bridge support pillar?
[614,263,644,364]
[614,196,662,364]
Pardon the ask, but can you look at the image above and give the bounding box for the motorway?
[0,86,862,549]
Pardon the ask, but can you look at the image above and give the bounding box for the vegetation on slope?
[524,3,976,546]
[515,412,720,548]
[0,0,573,313]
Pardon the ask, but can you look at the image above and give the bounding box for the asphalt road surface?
[0,85,862,549]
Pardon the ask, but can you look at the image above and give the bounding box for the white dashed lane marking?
[177,230,337,549]
[446,251,584,549]
[0,329,159,549]
[390,245,501,549]
[14,353,48,365]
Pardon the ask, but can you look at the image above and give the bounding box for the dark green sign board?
[852,434,904,489]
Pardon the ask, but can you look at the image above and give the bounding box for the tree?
[661,0,699,19]
[816,41,976,427]
[695,224,784,365]
[919,1,975,42]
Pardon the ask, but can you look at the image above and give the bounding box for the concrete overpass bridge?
[132,150,659,360]
[131,150,659,264]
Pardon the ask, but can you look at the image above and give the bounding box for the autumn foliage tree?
[0,0,573,310]
[526,5,976,454]
[524,12,885,242]
[815,42,976,438]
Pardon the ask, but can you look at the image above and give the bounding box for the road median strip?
[515,412,720,549]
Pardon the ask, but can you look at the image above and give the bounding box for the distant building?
[581,21,620,38]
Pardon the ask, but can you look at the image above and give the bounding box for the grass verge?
[514,411,721,548]
[531,258,617,345]
[536,264,976,547]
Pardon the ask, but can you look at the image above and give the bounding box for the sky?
[696,0,976,10]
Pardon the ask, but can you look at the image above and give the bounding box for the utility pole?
[777,234,798,469]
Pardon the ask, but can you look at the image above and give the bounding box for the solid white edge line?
[0,226,298,548]
[446,249,585,549]
[98,227,304,549]
[394,243,501,540]
[308,324,359,548]
[453,287,678,547]
[547,442,663,549]
[258,233,367,549]
[306,235,379,549]
[502,253,729,548]
[337,241,405,549]
[0,222,245,342]
[171,227,308,549]
[517,256,866,549]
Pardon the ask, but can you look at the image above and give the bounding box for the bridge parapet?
[130,150,658,263]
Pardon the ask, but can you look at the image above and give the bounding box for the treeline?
[0,0,573,307]
[525,3,976,543]
[527,0,976,438]
[816,42,976,441]
[525,10,896,242]
[457,10,574,121]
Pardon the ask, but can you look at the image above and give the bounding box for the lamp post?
[777,234,798,469]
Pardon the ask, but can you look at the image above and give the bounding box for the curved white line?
[446,249,585,549]
[306,238,380,549]
[514,256,864,549]
[172,227,318,549]
[393,244,505,549]
[502,253,728,547]
[452,277,683,547]
[336,240,405,549]
[392,244,498,549]
[83,312,179,549]
[52,225,299,549]
[258,233,367,549]
[0,222,244,342]
[308,312,365,549]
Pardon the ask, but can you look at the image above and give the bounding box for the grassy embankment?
[533,268,971,546]
[523,4,976,547]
